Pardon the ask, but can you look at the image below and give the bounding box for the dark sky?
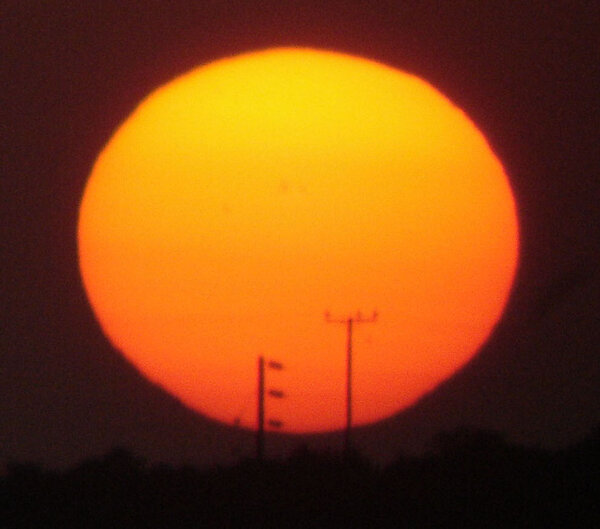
[2,0,599,469]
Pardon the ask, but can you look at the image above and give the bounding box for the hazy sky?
[2,0,599,469]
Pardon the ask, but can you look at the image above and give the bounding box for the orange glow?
[78,47,518,433]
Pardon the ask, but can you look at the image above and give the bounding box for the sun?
[78,47,519,433]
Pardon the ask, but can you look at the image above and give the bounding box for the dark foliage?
[2,428,598,528]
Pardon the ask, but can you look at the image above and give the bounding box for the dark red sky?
[2,0,599,469]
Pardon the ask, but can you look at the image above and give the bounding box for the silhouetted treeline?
[2,427,598,528]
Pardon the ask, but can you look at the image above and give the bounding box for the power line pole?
[257,356,265,461]
[325,310,377,455]
[256,356,284,462]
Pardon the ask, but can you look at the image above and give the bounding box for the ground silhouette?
[2,427,598,528]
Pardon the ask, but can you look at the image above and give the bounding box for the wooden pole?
[325,310,377,456]
[345,318,353,455]
[257,356,264,461]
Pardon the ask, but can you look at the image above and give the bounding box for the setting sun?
[78,47,518,433]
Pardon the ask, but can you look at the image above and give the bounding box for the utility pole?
[256,356,284,462]
[325,310,377,455]
[257,356,265,461]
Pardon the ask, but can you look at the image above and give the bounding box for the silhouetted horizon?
[3,426,598,527]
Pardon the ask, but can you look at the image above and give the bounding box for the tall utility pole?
[257,356,265,461]
[325,311,378,455]
[256,356,284,462]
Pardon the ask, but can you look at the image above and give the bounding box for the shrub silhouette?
[2,428,598,528]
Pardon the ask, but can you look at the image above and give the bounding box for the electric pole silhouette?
[325,310,378,455]
[257,356,265,461]
[256,356,284,461]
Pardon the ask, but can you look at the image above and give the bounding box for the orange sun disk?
[78,47,519,433]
